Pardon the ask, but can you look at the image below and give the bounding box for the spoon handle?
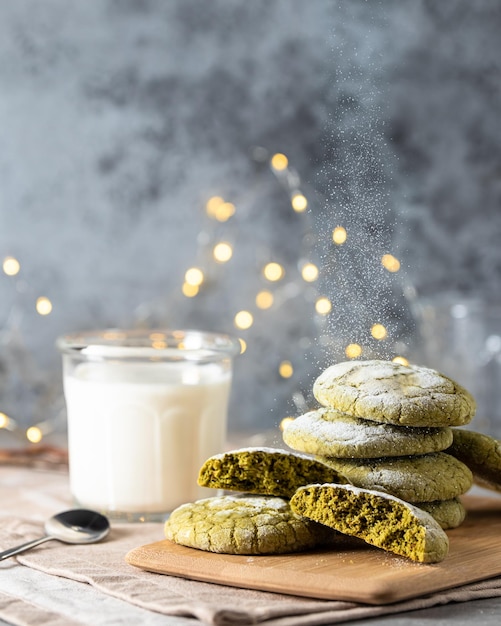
[0,535,54,561]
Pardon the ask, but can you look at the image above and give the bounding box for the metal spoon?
[0,509,110,561]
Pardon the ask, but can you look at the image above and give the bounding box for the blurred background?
[1,0,500,446]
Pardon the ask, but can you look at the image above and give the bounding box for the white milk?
[63,361,231,517]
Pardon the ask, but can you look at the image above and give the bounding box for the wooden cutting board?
[125,495,501,605]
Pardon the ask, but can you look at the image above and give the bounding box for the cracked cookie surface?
[290,483,449,563]
[313,360,476,427]
[283,408,453,458]
[320,452,473,502]
[198,446,344,498]
[164,494,335,555]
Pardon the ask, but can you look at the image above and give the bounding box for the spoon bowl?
[0,508,110,561]
[44,509,110,544]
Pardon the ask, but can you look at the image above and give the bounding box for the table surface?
[2,453,501,626]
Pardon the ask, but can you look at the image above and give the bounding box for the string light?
[291,192,308,213]
[332,226,347,245]
[345,343,362,359]
[278,360,294,378]
[315,297,332,316]
[152,340,167,349]
[182,282,199,297]
[393,356,409,366]
[2,256,20,276]
[255,290,274,309]
[214,202,235,222]
[0,412,16,430]
[371,323,388,340]
[26,426,43,443]
[234,310,254,330]
[35,296,53,315]
[270,153,288,171]
[213,242,233,263]
[263,262,284,282]
[279,416,295,431]
[0,151,411,441]
[184,267,204,286]
[205,196,224,218]
[381,254,400,273]
[205,196,236,222]
[300,262,319,282]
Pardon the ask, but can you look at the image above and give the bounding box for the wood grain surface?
[125,495,501,605]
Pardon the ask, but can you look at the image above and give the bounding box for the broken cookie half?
[290,483,449,563]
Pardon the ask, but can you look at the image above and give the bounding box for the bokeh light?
[315,297,332,315]
[371,323,388,340]
[263,262,284,282]
[234,310,254,330]
[291,192,308,212]
[270,153,288,171]
[381,254,401,272]
[345,343,362,359]
[332,226,347,245]
[2,256,20,276]
[278,360,294,378]
[255,290,274,309]
[35,297,52,316]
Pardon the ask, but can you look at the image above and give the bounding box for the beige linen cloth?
[2,461,501,626]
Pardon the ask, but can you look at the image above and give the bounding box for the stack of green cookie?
[283,359,477,529]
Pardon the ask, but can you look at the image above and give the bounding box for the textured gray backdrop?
[1,1,500,438]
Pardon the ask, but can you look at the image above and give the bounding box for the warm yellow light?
[2,256,20,276]
[184,267,204,286]
[0,412,10,429]
[182,282,199,297]
[255,290,274,309]
[291,192,308,212]
[270,153,288,171]
[381,254,401,273]
[371,323,388,340]
[332,226,347,245]
[301,262,319,282]
[206,196,224,218]
[279,360,294,378]
[26,426,43,444]
[345,343,362,359]
[234,310,254,330]
[238,338,247,354]
[36,296,52,315]
[214,202,235,222]
[213,242,233,263]
[263,262,284,282]
[279,416,295,431]
[393,356,409,366]
[315,297,332,315]
[152,340,167,350]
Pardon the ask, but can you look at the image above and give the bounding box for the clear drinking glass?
[57,329,240,521]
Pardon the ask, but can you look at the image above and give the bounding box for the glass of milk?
[57,329,240,521]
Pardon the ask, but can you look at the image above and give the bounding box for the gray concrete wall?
[1,1,500,438]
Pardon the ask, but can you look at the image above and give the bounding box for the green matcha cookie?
[448,428,501,492]
[282,408,453,458]
[313,360,476,427]
[320,452,473,502]
[416,498,466,530]
[198,447,344,498]
[290,483,449,563]
[164,494,334,555]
